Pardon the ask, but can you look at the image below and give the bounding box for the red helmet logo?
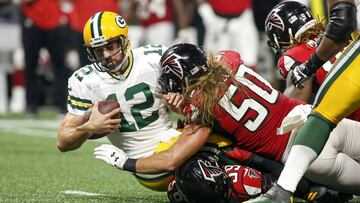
[198,159,223,182]
[265,10,285,31]
[161,53,184,79]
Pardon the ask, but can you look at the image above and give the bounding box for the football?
[83,100,120,139]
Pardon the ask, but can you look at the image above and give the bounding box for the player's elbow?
[57,140,69,152]
[56,135,76,152]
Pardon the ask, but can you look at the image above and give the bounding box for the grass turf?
[0,131,168,203]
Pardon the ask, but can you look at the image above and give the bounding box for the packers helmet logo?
[265,11,284,31]
[161,53,184,80]
[198,159,222,182]
[116,16,126,28]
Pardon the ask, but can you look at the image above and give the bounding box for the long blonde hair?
[288,19,327,49]
[184,52,245,127]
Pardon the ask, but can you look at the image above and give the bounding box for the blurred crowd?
[0,0,327,116]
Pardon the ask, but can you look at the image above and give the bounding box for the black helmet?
[265,1,315,55]
[159,43,207,93]
[175,152,231,203]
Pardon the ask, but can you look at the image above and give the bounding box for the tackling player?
[167,152,334,203]
[93,43,360,197]
[253,0,360,201]
[265,1,360,121]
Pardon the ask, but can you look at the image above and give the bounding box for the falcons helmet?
[175,152,231,203]
[159,43,207,93]
[265,1,316,55]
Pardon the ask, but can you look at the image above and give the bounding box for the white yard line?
[0,119,108,142]
[62,190,105,196]
[0,119,61,130]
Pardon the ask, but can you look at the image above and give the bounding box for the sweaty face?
[93,39,125,72]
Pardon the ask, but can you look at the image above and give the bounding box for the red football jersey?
[184,51,303,160]
[135,0,173,27]
[278,38,360,121]
[224,165,268,201]
[210,0,252,16]
[277,38,331,85]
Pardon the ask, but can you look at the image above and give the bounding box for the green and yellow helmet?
[83,11,130,74]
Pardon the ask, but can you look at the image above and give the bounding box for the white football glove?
[94,144,128,170]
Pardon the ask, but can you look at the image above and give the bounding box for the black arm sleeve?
[324,1,357,43]
[247,153,311,197]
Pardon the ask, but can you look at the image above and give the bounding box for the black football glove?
[291,53,325,89]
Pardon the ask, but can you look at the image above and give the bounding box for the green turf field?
[0,119,168,203]
[1,117,359,203]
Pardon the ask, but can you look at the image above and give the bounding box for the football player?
[169,152,273,203]
[92,43,360,196]
[167,151,334,203]
[253,0,360,201]
[265,1,360,121]
[196,0,259,69]
[57,11,184,191]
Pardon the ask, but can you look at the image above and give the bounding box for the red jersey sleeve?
[224,165,269,201]
[277,38,332,86]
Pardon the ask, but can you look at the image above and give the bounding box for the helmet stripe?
[91,12,104,39]
[90,15,95,39]
[97,12,104,37]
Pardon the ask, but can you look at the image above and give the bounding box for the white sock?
[277,145,318,192]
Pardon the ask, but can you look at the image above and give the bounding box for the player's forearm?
[129,126,210,174]
[134,151,179,174]
[57,123,92,152]
[315,37,346,63]
[284,74,313,102]
[316,0,356,62]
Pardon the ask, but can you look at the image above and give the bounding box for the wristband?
[306,53,325,73]
[123,158,137,172]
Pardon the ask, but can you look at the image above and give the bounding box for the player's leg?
[307,153,360,195]
[248,38,360,203]
[277,37,360,192]
[228,9,259,68]
[305,118,360,194]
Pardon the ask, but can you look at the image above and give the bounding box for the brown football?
[83,100,120,139]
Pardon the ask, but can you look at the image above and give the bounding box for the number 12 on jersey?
[106,82,159,132]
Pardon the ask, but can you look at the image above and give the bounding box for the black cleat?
[245,184,294,203]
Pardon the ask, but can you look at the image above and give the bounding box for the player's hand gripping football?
[85,102,121,136]
[94,144,128,170]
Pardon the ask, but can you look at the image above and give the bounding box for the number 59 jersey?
[67,45,178,159]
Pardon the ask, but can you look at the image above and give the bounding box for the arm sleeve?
[247,153,312,197]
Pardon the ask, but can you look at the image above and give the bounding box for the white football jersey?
[67,44,180,159]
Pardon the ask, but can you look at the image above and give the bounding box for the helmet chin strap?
[111,54,129,74]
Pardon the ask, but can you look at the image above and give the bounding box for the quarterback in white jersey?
[57,11,181,191]
[67,44,179,159]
